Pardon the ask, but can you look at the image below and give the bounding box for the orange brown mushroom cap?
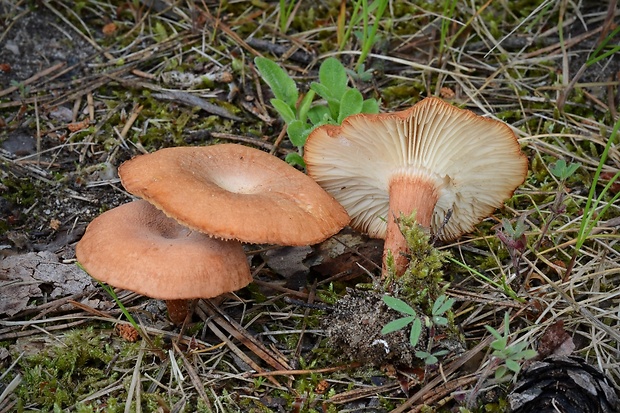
[118,144,350,246]
[304,97,529,275]
[76,200,252,323]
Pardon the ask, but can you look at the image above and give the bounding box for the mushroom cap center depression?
[118,145,350,245]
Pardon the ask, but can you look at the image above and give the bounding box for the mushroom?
[118,143,350,246]
[75,200,252,324]
[304,97,528,276]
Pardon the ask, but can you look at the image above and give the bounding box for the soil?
[323,289,423,367]
[0,6,139,258]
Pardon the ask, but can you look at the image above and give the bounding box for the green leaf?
[297,90,315,123]
[309,82,340,120]
[287,119,311,147]
[307,105,331,125]
[509,341,528,354]
[338,88,364,123]
[434,350,449,357]
[318,57,348,100]
[432,294,455,316]
[285,152,306,167]
[432,316,448,326]
[485,325,504,342]
[382,295,416,315]
[494,366,508,381]
[254,57,298,107]
[309,82,332,101]
[505,358,521,374]
[381,316,415,335]
[503,312,511,336]
[490,338,508,351]
[519,349,538,361]
[550,159,580,181]
[410,317,422,347]
[416,351,438,365]
[362,98,380,114]
[270,98,296,124]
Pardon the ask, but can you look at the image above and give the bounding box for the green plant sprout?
[550,159,580,181]
[354,0,388,70]
[255,56,379,166]
[496,216,528,279]
[427,293,455,328]
[98,281,140,331]
[78,260,141,331]
[337,0,389,70]
[465,312,537,407]
[9,79,30,98]
[415,349,449,366]
[345,63,375,82]
[415,293,454,365]
[531,158,581,252]
[278,0,298,33]
[438,0,458,56]
[381,295,423,347]
[485,312,537,381]
[381,293,455,365]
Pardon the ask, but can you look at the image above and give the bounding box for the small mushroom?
[304,97,528,275]
[75,200,252,324]
[118,143,350,246]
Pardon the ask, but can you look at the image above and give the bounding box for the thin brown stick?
[200,300,292,372]
[0,62,65,98]
[251,362,361,377]
[390,335,494,413]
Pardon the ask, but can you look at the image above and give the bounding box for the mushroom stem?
[383,175,439,277]
[165,299,190,325]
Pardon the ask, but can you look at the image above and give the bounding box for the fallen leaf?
[0,251,96,316]
[536,320,575,359]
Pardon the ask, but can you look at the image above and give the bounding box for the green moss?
[16,329,121,410]
[1,176,39,208]
[384,212,450,308]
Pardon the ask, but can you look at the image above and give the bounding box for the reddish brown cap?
[75,200,252,300]
[118,144,350,246]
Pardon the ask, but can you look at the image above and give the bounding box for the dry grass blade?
[125,341,146,413]
[171,342,212,412]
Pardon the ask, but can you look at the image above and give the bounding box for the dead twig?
[0,62,65,98]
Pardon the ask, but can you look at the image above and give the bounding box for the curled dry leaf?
[536,320,575,359]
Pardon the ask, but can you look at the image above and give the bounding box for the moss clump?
[384,212,450,307]
[15,329,124,411]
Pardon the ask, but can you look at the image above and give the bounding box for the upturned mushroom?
[76,200,252,324]
[118,143,350,246]
[304,97,528,276]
